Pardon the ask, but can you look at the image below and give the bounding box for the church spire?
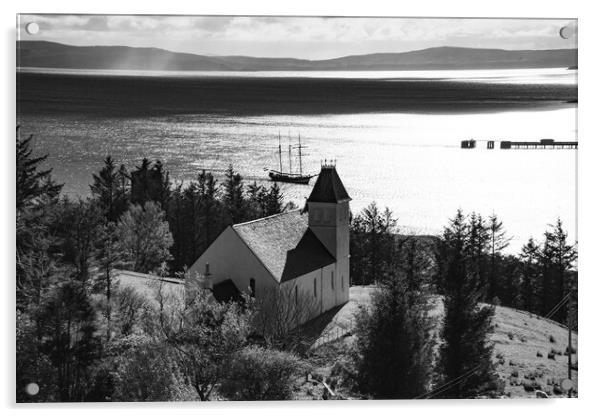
[307,164,351,204]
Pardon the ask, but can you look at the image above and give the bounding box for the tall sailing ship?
[268,133,314,184]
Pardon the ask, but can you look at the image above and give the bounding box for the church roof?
[307,165,351,203]
[233,210,335,283]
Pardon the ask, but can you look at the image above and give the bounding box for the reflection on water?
[18,67,577,85]
[17,105,577,253]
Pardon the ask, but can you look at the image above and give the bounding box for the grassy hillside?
[297,286,578,399]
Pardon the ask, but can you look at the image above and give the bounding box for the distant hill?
[17,41,577,71]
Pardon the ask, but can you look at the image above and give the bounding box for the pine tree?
[465,213,491,300]
[349,202,397,285]
[200,171,221,252]
[488,214,511,301]
[37,281,102,401]
[117,164,130,203]
[152,160,172,209]
[16,127,63,304]
[222,164,246,224]
[130,158,152,205]
[265,182,284,216]
[396,236,434,295]
[246,181,264,217]
[90,156,128,222]
[53,198,103,285]
[498,254,521,307]
[16,126,62,212]
[518,237,541,314]
[130,159,171,208]
[353,268,435,399]
[539,219,577,322]
[93,222,125,341]
[435,210,499,398]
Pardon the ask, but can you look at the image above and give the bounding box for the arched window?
[331,271,334,290]
[249,278,256,298]
[314,278,317,297]
[341,275,344,290]
[295,286,298,304]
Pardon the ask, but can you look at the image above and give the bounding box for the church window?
[331,271,334,290]
[314,278,317,297]
[249,278,256,297]
[295,286,298,304]
[341,275,344,290]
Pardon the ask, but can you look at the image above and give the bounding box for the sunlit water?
[19,67,577,85]
[17,69,578,253]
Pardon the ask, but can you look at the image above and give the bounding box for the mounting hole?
[25,22,39,35]
[25,382,39,396]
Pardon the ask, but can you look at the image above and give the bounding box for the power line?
[545,291,572,320]
[416,289,575,399]
[415,364,483,399]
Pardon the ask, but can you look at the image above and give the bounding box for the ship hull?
[268,170,312,184]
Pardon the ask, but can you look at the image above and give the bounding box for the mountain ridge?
[17,40,578,71]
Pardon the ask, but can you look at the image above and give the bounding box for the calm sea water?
[17,68,578,253]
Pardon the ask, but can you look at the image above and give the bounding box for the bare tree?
[153,283,253,401]
[253,283,320,351]
[112,285,151,336]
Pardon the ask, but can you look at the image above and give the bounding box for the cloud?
[18,15,576,58]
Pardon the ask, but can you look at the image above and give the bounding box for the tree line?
[349,203,578,325]
[347,206,577,399]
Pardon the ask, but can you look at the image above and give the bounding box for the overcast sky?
[18,15,577,60]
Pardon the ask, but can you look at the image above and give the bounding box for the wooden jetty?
[460,139,577,150]
[499,139,578,150]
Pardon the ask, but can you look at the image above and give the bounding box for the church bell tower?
[306,162,351,302]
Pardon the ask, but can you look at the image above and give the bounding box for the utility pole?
[567,296,573,398]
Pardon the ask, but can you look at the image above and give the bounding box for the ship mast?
[298,133,303,175]
[278,132,283,172]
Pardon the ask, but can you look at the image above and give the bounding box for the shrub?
[220,345,307,400]
[105,334,191,402]
[511,370,519,378]
[522,381,535,392]
[330,359,358,390]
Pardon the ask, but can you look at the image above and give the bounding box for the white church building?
[187,163,351,325]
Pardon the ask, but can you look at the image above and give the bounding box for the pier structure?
[499,139,578,150]
[460,138,578,150]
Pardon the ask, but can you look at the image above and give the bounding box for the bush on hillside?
[220,345,307,400]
